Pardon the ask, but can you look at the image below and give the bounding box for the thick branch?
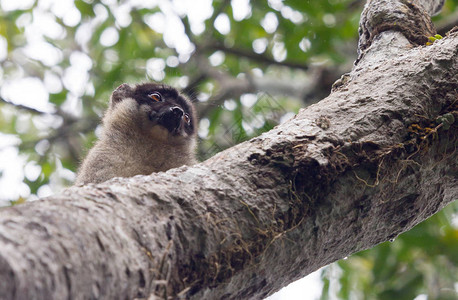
[0,30,456,300]
[0,1,456,299]
[357,0,438,64]
[415,0,445,16]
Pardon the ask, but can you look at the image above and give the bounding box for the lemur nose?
[170,106,184,117]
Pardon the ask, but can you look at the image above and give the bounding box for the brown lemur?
[75,82,197,185]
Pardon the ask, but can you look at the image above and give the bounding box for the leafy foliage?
[320,202,458,300]
[0,0,456,298]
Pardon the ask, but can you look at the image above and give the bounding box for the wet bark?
[0,0,456,299]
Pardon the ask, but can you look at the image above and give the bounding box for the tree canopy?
[0,0,457,298]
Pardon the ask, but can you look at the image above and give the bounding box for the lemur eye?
[183,114,191,125]
[148,92,162,102]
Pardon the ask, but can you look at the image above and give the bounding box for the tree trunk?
[0,0,456,299]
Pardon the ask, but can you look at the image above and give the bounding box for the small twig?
[181,74,208,102]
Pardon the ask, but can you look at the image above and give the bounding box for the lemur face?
[75,82,198,185]
[110,83,196,138]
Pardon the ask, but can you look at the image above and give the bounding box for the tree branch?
[207,43,310,70]
[0,95,50,115]
[0,1,456,300]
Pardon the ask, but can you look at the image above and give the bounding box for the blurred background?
[0,0,457,299]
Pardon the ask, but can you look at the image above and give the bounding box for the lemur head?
[104,82,197,145]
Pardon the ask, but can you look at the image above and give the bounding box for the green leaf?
[75,0,95,17]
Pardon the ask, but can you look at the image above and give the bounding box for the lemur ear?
[110,83,133,107]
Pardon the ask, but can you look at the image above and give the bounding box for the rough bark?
[0,0,456,299]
